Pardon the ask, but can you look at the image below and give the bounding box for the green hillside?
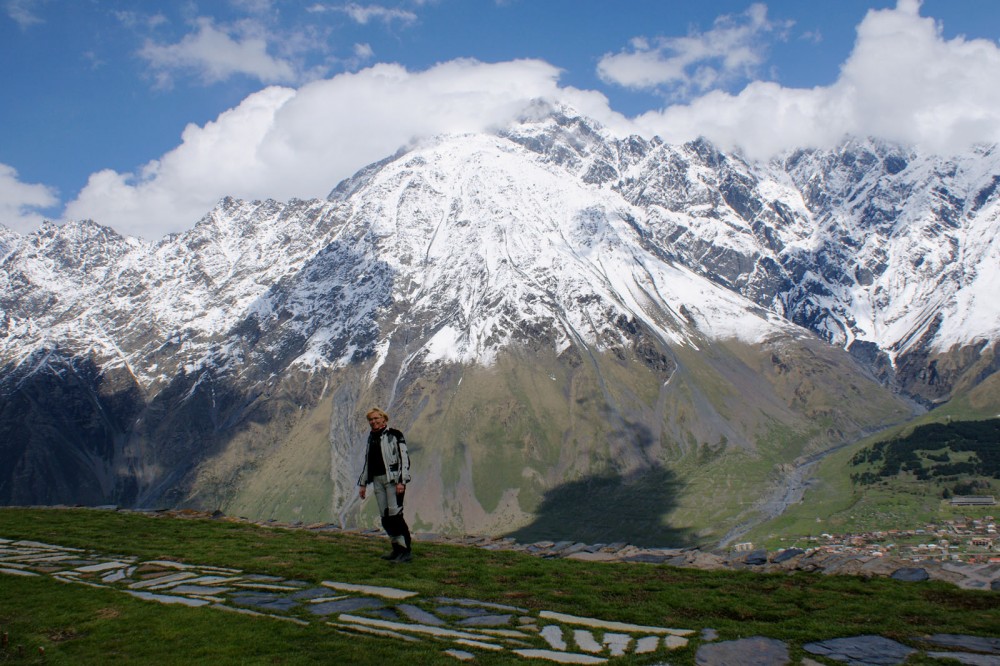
[744,380,1000,548]
[1,507,998,665]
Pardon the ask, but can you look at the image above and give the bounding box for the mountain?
[1,104,997,546]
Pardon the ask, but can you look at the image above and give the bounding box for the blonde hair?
[366,407,389,422]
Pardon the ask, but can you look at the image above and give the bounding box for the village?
[771,496,999,564]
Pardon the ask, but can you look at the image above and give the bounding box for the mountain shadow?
[506,466,694,548]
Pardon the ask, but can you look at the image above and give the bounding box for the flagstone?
[444,649,476,661]
[130,572,198,589]
[511,648,607,664]
[101,570,128,583]
[169,584,234,596]
[0,567,38,576]
[308,596,385,616]
[574,629,602,653]
[74,561,129,573]
[398,603,447,626]
[603,632,631,656]
[455,638,505,651]
[322,580,417,599]
[542,625,568,650]
[435,597,529,612]
[126,590,211,607]
[663,635,689,650]
[457,614,513,627]
[634,636,659,653]
[539,610,694,636]
[329,621,422,642]
[337,613,488,641]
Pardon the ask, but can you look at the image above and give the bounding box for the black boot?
[392,548,412,564]
[380,544,404,560]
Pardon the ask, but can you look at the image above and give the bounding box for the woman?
[357,407,413,562]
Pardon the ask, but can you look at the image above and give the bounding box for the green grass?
[1,507,998,665]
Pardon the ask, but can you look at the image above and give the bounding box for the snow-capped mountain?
[1,104,996,545]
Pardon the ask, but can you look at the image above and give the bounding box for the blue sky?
[2,0,1000,239]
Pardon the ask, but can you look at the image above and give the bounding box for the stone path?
[3,536,999,665]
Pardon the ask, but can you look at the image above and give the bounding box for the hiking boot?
[392,550,413,564]
[380,545,403,560]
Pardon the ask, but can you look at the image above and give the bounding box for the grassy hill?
[744,383,1000,548]
[1,507,998,665]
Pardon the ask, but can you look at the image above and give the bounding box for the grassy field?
[1,507,998,665]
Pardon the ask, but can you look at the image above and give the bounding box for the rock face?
[1,104,998,542]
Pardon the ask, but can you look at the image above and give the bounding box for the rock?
[891,567,930,582]
[803,635,916,665]
[696,636,790,665]
[921,634,1000,655]
[743,550,769,566]
[771,548,805,564]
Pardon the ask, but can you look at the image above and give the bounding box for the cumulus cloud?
[139,17,298,87]
[0,164,59,234]
[634,0,1000,159]
[63,59,627,239]
[55,0,1000,240]
[597,3,791,98]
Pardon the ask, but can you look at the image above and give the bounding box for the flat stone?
[663,635,689,650]
[322,580,417,599]
[743,550,769,566]
[434,597,528,612]
[634,636,659,653]
[308,597,385,616]
[541,625,567,650]
[337,613,486,641]
[926,652,1000,665]
[0,567,38,576]
[290,587,335,600]
[603,632,631,656]
[574,629,602,653]
[230,592,300,613]
[923,634,1000,655]
[511,648,607,664]
[444,650,476,661]
[696,636,790,665]
[397,604,446,626]
[169,585,234,596]
[457,614,512,627]
[803,635,916,665]
[436,605,491,618]
[74,561,129,573]
[126,590,211,607]
[539,610,694,636]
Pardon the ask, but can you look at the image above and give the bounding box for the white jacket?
[357,428,411,486]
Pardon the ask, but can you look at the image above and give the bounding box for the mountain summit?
[1,106,996,545]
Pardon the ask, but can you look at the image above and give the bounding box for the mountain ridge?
[1,105,996,544]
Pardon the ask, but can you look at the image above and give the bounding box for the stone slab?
[803,635,916,665]
[696,636,790,666]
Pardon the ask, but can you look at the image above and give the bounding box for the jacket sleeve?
[396,431,411,484]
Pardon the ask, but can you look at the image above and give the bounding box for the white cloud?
[139,17,298,87]
[0,164,59,234]
[597,3,790,98]
[57,1,1000,240]
[337,3,417,26]
[63,59,626,240]
[4,0,43,29]
[630,0,1000,159]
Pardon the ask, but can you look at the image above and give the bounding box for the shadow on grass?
[506,466,694,548]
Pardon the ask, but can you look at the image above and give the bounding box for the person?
[357,407,413,563]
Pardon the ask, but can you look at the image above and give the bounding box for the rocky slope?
[1,104,996,545]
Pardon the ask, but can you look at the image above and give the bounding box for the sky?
[2,0,1000,240]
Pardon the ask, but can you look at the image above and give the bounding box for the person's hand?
[395,483,405,494]
[359,486,366,499]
